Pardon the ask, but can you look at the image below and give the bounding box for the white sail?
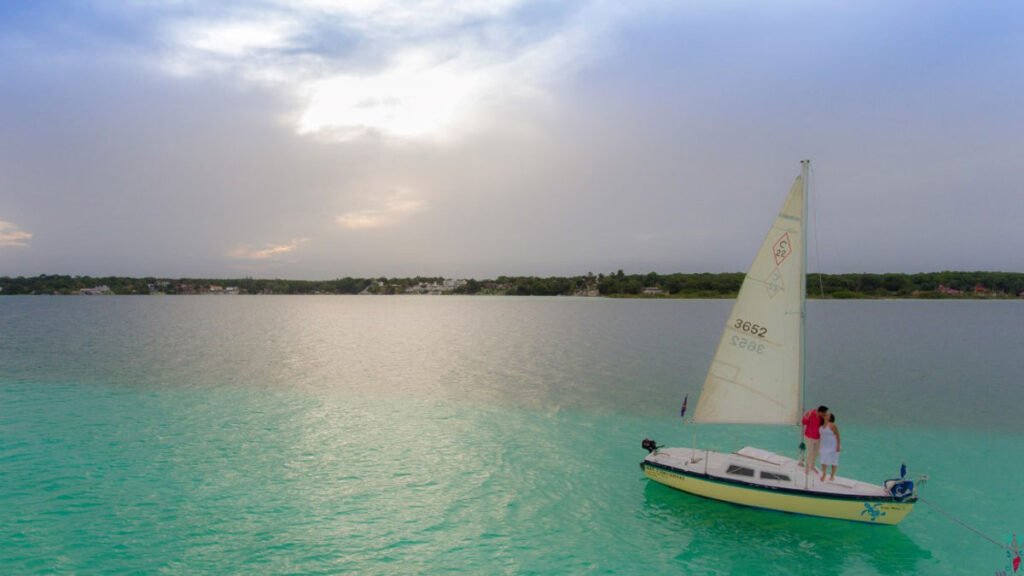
[693,173,805,425]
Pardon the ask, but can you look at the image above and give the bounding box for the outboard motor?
[641,438,659,454]
[884,463,916,501]
[886,479,915,501]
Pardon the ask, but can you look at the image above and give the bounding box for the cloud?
[173,19,298,59]
[228,237,309,260]
[0,221,32,247]
[337,188,424,230]
[297,52,482,141]
[154,1,616,141]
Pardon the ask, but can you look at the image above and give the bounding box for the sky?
[1,1,1022,279]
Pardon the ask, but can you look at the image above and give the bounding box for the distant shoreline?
[2,272,1023,299]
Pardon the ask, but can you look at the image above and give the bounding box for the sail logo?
[772,232,792,266]
[860,503,887,522]
[765,268,784,299]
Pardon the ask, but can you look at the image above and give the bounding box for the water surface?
[1,296,1021,574]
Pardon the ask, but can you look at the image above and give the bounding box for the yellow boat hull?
[643,462,914,525]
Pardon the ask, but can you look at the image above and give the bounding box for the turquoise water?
[1,296,1021,574]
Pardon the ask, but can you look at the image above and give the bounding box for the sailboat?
[640,160,918,525]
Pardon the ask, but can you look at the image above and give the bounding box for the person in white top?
[818,413,841,482]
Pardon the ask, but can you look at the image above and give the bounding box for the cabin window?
[726,465,755,477]
[760,471,790,481]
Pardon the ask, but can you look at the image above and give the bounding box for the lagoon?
[1,296,1021,574]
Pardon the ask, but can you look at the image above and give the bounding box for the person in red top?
[800,405,829,473]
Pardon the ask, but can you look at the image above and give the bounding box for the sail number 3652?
[733,318,768,337]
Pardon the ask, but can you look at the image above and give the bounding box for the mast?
[799,159,810,419]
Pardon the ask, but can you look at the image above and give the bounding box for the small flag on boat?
[680,395,688,419]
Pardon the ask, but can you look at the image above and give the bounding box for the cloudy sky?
[1,1,1021,279]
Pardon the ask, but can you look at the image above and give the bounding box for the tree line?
[2,271,1023,298]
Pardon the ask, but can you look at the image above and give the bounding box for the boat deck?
[645,446,892,498]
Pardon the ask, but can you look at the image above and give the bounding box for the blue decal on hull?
[861,503,887,521]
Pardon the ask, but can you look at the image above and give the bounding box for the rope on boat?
[918,496,1014,553]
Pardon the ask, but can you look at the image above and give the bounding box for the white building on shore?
[404,279,467,295]
[79,285,113,295]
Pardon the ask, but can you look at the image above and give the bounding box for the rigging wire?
[918,496,1015,553]
[805,162,855,405]
[807,163,826,300]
